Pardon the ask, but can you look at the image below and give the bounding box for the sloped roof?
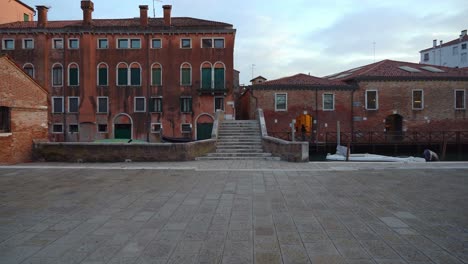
[420,34,468,53]
[252,73,353,90]
[0,55,48,94]
[326,60,468,82]
[0,17,233,30]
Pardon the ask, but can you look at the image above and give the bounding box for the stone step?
[206,152,274,157]
[218,136,262,139]
[196,156,281,161]
[218,132,260,136]
[218,128,260,132]
[216,148,264,153]
[216,144,263,148]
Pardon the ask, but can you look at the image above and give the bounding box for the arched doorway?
[295,113,313,141]
[385,114,403,141]
[196,114,214,140]
[113,113,133,139]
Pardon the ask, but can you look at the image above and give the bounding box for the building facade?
[0,0,35,24]
[420,29,468,68]
[244,60,468,143]
[0,55,48,164]
[0,1,236,142]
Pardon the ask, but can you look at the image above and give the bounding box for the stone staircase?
[196,120,280,160]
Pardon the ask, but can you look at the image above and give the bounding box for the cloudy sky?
[26,0,467,84]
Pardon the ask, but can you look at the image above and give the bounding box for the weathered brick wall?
[0,57,48,164]
[262,136,309,162]
[32,140,216,162]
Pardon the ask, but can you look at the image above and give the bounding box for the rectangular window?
[150,97,163,113]
[117,68,128,86]
[461,53,467,63]
[98,39,108,49]
[68,97,79,113]
[130,39,141,49]
[52,67,63,86]
[323,93,335,111]
[69,68,79,86]
[22,39,34,49]
[97,97,108,113]
[214,38,225,48]
[151,39,162,49]
[423,53,429,62]
[455,90,466,109]
[2,39,14,50]
[181,68,191,85]
[98,124,108,133]
[117,39,129,49]
[462,43,467,50]
[53,38,63,49]
[130,68,141,86]
[412,90,424,110]
[69,124,79,133]
[215,97,224,111]
[52,97,64,113]
[180,97,192,113]
[365,90,378,110]
[202,38,212,48]
[52,124,63,133]
[151,68,162,86]
[151,123,162,133]
[181,38,191,48]
[453,46,458,55]
[23,13,29,22]
[68,39,79,49]
[0,107,10,133]
[275,93,287,111]
[134,97,146,112]
[98,67,108,86]
[181,123,192,133]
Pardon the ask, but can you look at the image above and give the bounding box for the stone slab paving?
[0,161,467,264]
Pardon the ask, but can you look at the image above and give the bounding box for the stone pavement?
[0,161,467,264]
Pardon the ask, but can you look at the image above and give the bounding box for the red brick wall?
[0,57,48,164]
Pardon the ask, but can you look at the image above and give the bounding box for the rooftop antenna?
[373,41,376,62]
[153,0,162,18]
[251,64,256,79]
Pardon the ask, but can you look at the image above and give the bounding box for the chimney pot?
[139,5,148,26]
[36,6,49,28]
[462,29,467,36]
[81,0,94,25]
[163,5,172,27]
[433,39,437,48]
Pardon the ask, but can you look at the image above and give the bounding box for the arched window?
[214,62,225,90]
[180,63,192,86]
[116,62,128,86]
[130,62,141,86]
[97,63,108,86]
[151,63,162,86]
[201,62,212,90]
[23,63,34,78]
[52,63,63,86]
[68,63,79,86]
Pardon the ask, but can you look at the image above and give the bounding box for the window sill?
[0,133,12,137]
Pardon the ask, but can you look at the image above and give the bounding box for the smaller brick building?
[0,55,48,164]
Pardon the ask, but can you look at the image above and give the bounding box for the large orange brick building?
[0,0,35,24]
[0,1,236,142]
[0,55,48,164]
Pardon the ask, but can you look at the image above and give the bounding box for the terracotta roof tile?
[258,73,348,86]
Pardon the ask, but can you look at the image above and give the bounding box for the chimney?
[36,6,49,27]
[440,40,443,47]
[139,5,148,26]
[461,29,467,41]
[433,39,437,48]
[81,0,94,25]
[163,5,172,27]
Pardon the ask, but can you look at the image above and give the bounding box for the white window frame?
[97,38,108,49]
[151,38,162,49]
[52,123,63,134]
[68,96,79,113]
[68,124,79,133]
[180,38,192,49]
[68,63,79,86]
[275,93,287,112]
[151,63,163,86]
[68,38,79,49]
[455,89,466,110]
[151,123,162,133]
[322,93,335,111]
[51,63,64,87]
[23,63,34,78]
[52,96,64,113]
[2,38,15,50]
[461,52,467,64]
[180,97,192,113]
[97,123,108,133]
[181,123,192,133]
[214,96,225,112]
[117,38,141,49]
[129,62,142,86]
[97,62,109,86]
[97,96,109,113]
[150,97,163,113]
[201,37,225,48]
[134,97,146,112]
[22,38,34,49]
[453,46,458,56]
[180,63,192,86]
[412,89,424,110]
[365,90,379,110]
[52,38,64,49]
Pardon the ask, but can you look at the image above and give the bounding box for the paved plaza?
[0,161,467,264]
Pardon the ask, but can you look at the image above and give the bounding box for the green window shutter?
[181,68,191,85]
[214,68,224,89]
[69,68,78,86]
[152,68,161,86]
[118,68,127,85]
[188,98,192,112]
[98,68,108,86]
[202,68,212,89]
[130,68,141,85]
